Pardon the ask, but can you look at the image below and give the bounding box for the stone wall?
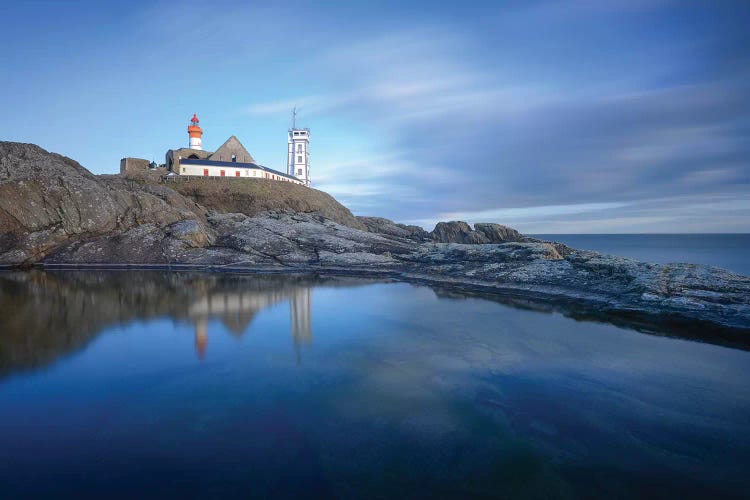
[119,158,151,176]
[166,148,212,172]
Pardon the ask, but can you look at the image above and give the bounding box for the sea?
[0,271,748,499]
[532,233,750,276]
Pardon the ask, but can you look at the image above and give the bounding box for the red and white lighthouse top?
[190,114,200,125]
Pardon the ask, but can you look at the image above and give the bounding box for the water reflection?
[1,270,749,498]
[186,284,312,360]
[0,271,360,377]
[1,270,748,379]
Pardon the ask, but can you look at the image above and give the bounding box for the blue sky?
[1,0,748,232]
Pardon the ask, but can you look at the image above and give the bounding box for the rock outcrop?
[357,216,431,242]
[0,142,208,265]
[430,221,521,244]
[474,222,522,243]
[1,141,749,338]
[431,221,485,244]
[35,209,750,334]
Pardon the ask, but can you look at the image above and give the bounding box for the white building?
[288,127,311,187]
[165,114,307,185]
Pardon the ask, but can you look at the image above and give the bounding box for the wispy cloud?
[247,17,749,232]
[405,195,750,234]
[108,3,750,232]
[313,153,424,213]
[442,202,629,222]
[404,202,629,230]
[246,94,356,117]
[245,29,556,124]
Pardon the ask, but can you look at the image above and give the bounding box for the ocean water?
[532,234,750,276]
[0,271,748,499]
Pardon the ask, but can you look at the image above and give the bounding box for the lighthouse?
[188,114,203,150]
[287,108,311,187]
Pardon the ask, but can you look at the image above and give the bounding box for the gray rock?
[166,220,214,248]
[430,221,522,244]
[473,222,521,243]
[431,221,488,244]
[0,142,206,265]
[210,211,414,266]
[357,216,431,242]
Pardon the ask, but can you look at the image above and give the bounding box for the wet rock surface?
[2,141,749,335]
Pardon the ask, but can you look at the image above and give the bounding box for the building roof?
[168,147,214,158]
[180,158,299,181]
[209,135,255,163]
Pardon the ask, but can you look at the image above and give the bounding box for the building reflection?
[187,286,312,360]
[290,288,312,364]
[195,318,208,360]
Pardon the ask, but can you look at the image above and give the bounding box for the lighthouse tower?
[188,114,203,150]
[287,108,310,187]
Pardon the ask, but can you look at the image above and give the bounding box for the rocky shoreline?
[1,141,749,342]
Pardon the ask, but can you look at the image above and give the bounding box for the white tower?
[287,108,310,187]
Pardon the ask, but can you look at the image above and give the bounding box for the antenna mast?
[292,107,297,129]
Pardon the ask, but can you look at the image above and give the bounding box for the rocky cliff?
[1,141,749,337]
[0,142,209,264]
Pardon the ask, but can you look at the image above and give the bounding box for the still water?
[1,271,748,499]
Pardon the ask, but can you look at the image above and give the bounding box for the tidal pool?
[0,271,748,498]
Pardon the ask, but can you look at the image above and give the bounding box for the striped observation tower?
[188,114,203,150]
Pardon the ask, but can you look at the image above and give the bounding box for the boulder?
[430,221,523,244]
[431,221,488,244]
[357,216,431,242]
[474,222,521,243]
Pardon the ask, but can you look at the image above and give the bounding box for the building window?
[182,167,185,173]
[297,144,302,153]
[220,170,225,176]
[297,168,302,175]
[235,171,240,177]
[203,169,208,176]
[297,155,302,163]
[231,154,237,162]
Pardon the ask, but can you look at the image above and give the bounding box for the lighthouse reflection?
[0,271,384,378]
[187,284,312,361]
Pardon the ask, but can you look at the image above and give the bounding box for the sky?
[1,0,748,233]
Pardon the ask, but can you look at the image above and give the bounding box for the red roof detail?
[191,114,200,124]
